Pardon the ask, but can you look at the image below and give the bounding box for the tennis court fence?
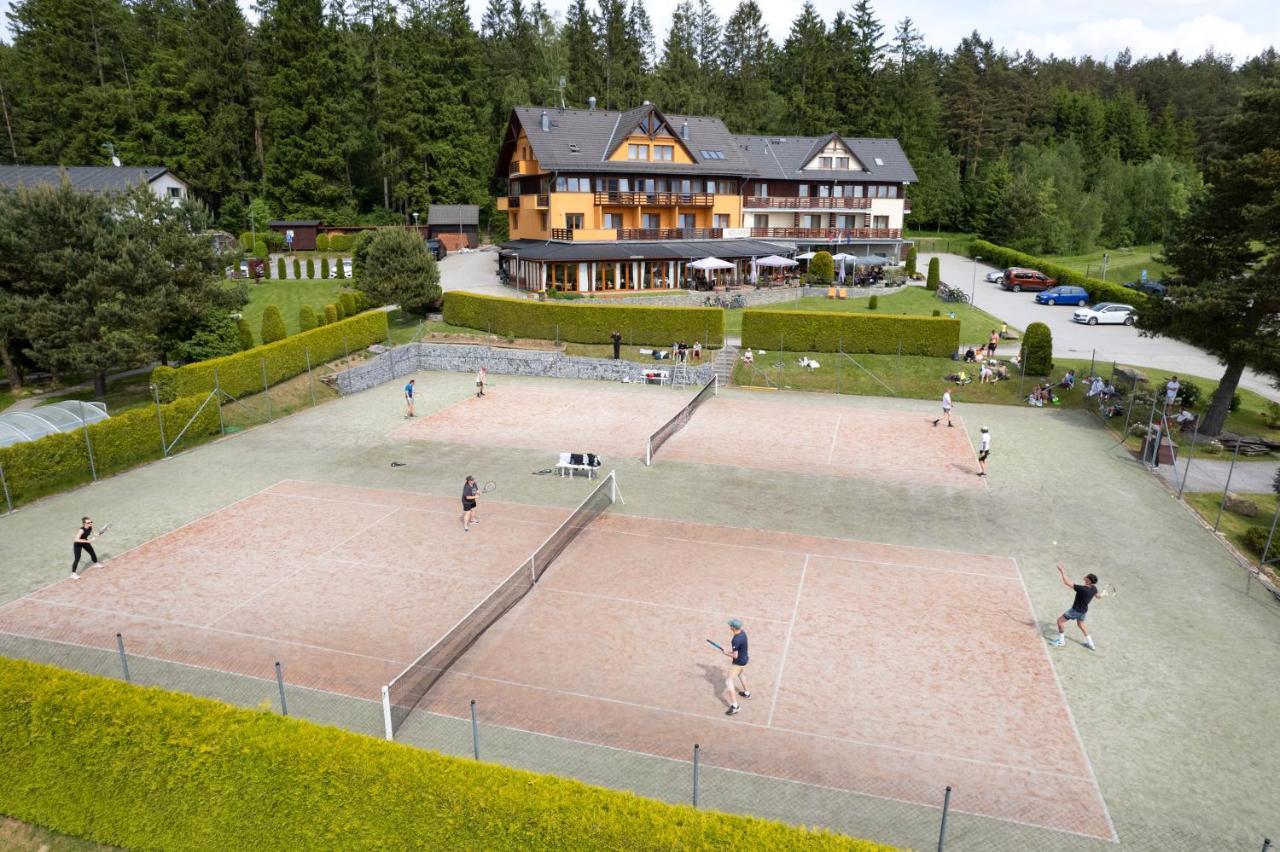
[381,470,619,738]
[645,376,717,465]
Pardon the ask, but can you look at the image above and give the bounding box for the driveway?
[437,247,511,296]
[925,253,1277,400]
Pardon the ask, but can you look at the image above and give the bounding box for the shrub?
[352,228,441,315]
[740,309,959,356]
[1019,322,1053,375]
[1265,401,1280,430]
[238,231,255,252]
[315,233,330,252]
[334,299,347,320]
[443,292,725,346]
[1204,440,1225,455]
[932,309,941,317]
[0,658,891,852]
[335,256,346,280]
[549,290,584,300]
[970,239,1145,308]
[298,305,318,332]
[868,295,879,310]
[305,257,315,279]
[0,395,219,507]
[1242,526,1270,556]
[260,255,271,279]
[253,239,268,260]
[263,229,285,251]
[324,304,339,324]
[905,246,918,277]
[151,310,387,402]
[320,257,330,279]
[1230,392,1241,412]
[174,311,242,363]
[1178,378,1203,410]
[277,257,286,279]
[328,233,355,252]
[292,257,302,279]
[926,257,940,291]
[261,305,287,344]
[338,292,357,317]
[237,317,255,351]
[809,251,834,282]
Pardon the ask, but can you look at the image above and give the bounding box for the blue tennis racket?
[706,639,724,652]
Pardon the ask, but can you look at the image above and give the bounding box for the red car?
[1000,267,1057,292]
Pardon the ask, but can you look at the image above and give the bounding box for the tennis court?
[0,477,1110,841]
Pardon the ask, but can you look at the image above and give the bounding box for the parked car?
[1000,267,1057,292]
[425,238,447,261]
[1072,303,1136,326]
[328,258,354,279]
[1123,279,1167,298]
[1035,285,1089,306]
[984,269,1005,283]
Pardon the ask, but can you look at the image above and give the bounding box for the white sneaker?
[92,562,105,568]
[69,572,79,580]
[1084,642,1097,651]
[1048,637,1064,647]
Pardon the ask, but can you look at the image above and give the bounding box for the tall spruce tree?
[777,3,835,135]
[563,0,602,107]
[656,1,704,113]
[720,1,776,132]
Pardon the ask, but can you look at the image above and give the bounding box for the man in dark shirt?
[461,476,479,532]
[721,618,751,716]
[1049,564,1098,650]
[610,330,622,360]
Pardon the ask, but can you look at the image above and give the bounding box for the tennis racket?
[706,639,725,652]
[95,522,112,537]
[482,480,496,493]
[1099,583,1118,597]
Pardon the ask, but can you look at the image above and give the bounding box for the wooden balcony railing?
[507,195,521,208]
[904,199,913,213]
[742,196,873,209]
[508,160,538,176]
[594,191,715,207]
[536,194,549,208]
[617,228,723,241]
[749,227,902,240]
[550,228,573,240]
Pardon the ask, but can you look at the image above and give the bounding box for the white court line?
[537,585,790,625]
[446,668,1096,783]
[826,414,842,463]
[1010,555,1119,842]
[767,553,808,726]
[321,555,512,589]
[261,486,563,529]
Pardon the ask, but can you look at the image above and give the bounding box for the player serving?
[70,516,105,579]
[1049,563,1099,651]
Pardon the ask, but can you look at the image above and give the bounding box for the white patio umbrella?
[688,256,735,270]
[795,251,817,260]
[756,255,799,267]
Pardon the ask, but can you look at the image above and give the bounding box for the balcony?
[742,196,873,210]
[536,194,549,208]
[496,197,509,211]
[506,195,521,208]
[617,228,723,241]
[904,199,913,213]
[508,160,539,176]
[594,191,715,207]
[551,227,572,240]
[749,227,903,241]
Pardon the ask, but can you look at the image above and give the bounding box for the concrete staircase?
[712,344,739,387]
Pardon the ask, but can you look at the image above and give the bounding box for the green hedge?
[741,309,960,356]
[443,292,725,346]
[970,239,1147,307]
[0,658,890,852]
[0,394,219,507]
[151,310,388,401]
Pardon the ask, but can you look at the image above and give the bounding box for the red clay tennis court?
[395,381,982,488]
[0,479,1109,840]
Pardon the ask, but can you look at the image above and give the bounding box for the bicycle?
[938,285,969,304]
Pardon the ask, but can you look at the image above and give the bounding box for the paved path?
[923,253,1278,400]
[438,247,510,296]
[1155,456,1280,494]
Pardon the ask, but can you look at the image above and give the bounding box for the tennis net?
[644,376,717,465]
[382,471,617,737]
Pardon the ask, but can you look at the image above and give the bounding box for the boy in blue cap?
[721,618,751,715]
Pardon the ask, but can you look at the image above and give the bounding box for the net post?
[692,743,700,807]
[470,699,480,760]
[609,471,617,504]
[381,685,394,741]
[305,347,317,407]
[116,633,131,683]
[644,438,652,466]
[275,661,288,715]
[937,785,952,851]
[151,383,167,459]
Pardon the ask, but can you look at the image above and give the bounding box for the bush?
[740,309,959,355]
[261,305,287,344]
[174,311,242,363]
[443,292,725,346]
[809,251,834,282]
[1230,392,1241,412]
[1204,439,1225,455]
[335,256,346,280]
[238,230,255,252]
[328,232,355,252]
[0,658,890,852]
[334,299,347,320]
[868,295,879,310]
[277,257,286,279]
[292,257,302,279]
[0,395,219,507]
[1019,322,1053,375]
[1242,526,1270,556]
[932,309,941,317]
[970,239,1146,308]
[1265,401,1280,430]
[151,310,388,402]
[320,257,330,279]
[352,228,441,315]
[237,317,255,351]
[926,257,940,291]
[298,305,318,332]
[253,239,268,260]
[1178,378,1203,410]
[305,258,315,279]
[315,233,330,252]
[324,304,339,324]
[905,246,918,277]
[260,254,271,279]
[263,229,285,252]
[338,292,357,317]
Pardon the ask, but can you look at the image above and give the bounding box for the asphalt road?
[924,253,1277,400]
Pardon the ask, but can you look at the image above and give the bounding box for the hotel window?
[836,157,849,170]
[805,214,823,229]
[873,215,889,229]
[798,184,809,197]
[679,214,697,229]
[716,180,735,195]
[818,185,830,198]
[642,213,662,228]
[713,214,729,228]
[655,145,674,161]
[832,185,844,198]
[755,183,768,197]
[628,144,649,160]
[565,213,584,230]
[886,185,898,198]
[853,185,865,197]
[603,213,623,228]
[676,179,692,194]
[838,215,856,229]
[636,178,655,193]
[820,157,832,169]
[752,214,769,228]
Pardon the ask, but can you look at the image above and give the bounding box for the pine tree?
[656,1,702,113]
[720,1,776,132]
[777,3,834,135]
[564,0,602,107]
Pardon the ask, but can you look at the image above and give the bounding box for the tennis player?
[475,367,487,398]
[933,388,953,427]
[404,378,416,417]
[977,426,991,476]
[70,516,104,579]
[1049,564,1098,650]
[461,476,479,531]
[721,618,751,716]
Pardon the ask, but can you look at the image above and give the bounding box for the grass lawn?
[44,375,156,415]
[905,230,975,254]
[0,390,13,413]
[1041,243,1170,285]
[238,279,350,344]
[1184,492,1278,574]
[723,286,1013,341]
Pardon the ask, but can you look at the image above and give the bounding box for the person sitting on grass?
[963,346,977,363]
[1087,375,1105,397]
[1101,380,1118,400]
[980,363,994,384]
[742,349,754,365]
[1059,369,1076,390]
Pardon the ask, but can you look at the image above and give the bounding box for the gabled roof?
[732,135,917,184]
[0,165,180,193]
[427,205,479,226]
[501,106,756,177]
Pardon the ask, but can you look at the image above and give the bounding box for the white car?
[984,269,1005,283]
[328,259,354,279]
[1072,303,1136,326]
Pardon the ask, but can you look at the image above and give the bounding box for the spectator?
[980,363,994,384]
[1087,375,1105,397]
[1059,369,1076,390]
[742,349,754,365]
[693,341,702,360]
[964,347,977,363]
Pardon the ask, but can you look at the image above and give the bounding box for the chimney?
[680,120,689,141]
[588,96,597,111]
[540,110,549,132]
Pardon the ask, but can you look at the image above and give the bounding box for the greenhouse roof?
[0,401,109,448]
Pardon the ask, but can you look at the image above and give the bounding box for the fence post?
[78,401,98,481]
[0,461,11,514]
[260,357,273,421]
[275,661,288,715]
[116,633,131,682]
[692,743,700,807]
[305,347,317,407]
[1258,503,1280,585]
[1142,391,1160,465]
[151,383,168,458]
[836,338,842,395]
[1089,348,1096,378]
[1122,384,1139,435]
[937,785,952,852]
[343,331,350,359]
[1214,440,1242,532]
[1017,356,1026,400]
[381,685,394,741]
[1177,418,1200,497]
[470,699,480,760]
[897,338,902,390]
[213,369,226,435]
[1261,837,1271,852]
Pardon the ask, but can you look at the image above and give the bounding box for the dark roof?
[731,134,917,184]
[427,205,479,226]
[0,165,177,193]
[268,220,321,227]
[498,238,795,263]
[503,105,756,178]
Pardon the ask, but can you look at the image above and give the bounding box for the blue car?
[1035,285,1089,306]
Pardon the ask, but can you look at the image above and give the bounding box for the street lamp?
[970,255,982,306]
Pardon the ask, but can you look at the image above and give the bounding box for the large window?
[655,145,674,161]
[886,185,898,198]
[603,213,623,228]
[755,183,768,197]
[548,262,577,291]
[818,185,830,198]
[752,214,769,228]
[853,185,865,198]
[555,176,590,192]
[805,214,823,229]
[798,184,809,197]
[872,215,889,229]
[642,213,662,229]
[679,214,697,229]
[713,214,729,228]
[820,157,832,169]
[565,213,584,230]
[628,144,649,160]
[836,157,849,170]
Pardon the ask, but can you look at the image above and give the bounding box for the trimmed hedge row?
[151,310,388,402]
[970,239,1147,307]
[0,394,220,506]
[742,309,960,356]
[0,658,891,851]
[443,291,725,346]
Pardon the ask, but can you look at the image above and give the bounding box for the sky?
[1,0,1275,63]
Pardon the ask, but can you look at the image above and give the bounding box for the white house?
[0,165,191,204]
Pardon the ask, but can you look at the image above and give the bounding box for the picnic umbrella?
[755,255,799,267]
[688,255,735,288]
[795,251,817,260]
